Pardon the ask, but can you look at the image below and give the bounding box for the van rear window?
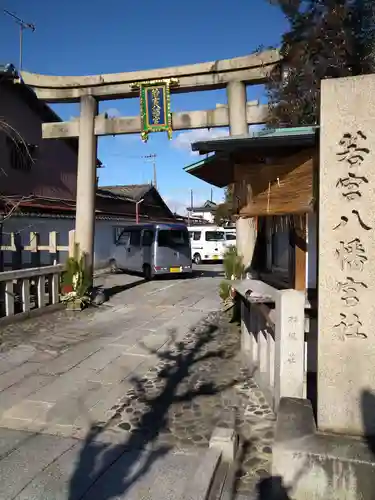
[158,230,189,247]
[205,231,225,242]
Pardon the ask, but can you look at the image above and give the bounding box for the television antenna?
[3,9,36,72]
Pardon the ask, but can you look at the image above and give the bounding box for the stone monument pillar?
[318,75,375,435]
[75,95,98,279]
[226,81,256,270]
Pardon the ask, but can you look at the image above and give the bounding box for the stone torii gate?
[20,49,280,278]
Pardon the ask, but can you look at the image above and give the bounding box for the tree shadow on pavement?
[68,318,242,500]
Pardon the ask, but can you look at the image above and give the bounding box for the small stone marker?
[319,75,375,435]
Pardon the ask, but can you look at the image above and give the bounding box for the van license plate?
[213,255,219,260]
[170,267,181,273]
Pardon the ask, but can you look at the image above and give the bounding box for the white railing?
[233,279,306,411]
[0,264,65,318]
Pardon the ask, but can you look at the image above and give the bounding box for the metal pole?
[153,159,157,190]
[135,199,144,224]
[3,10,35,72]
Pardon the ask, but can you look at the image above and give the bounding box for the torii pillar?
[75,95,98,281]
[226,81,257,271]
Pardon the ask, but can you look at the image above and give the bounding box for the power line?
[3,9,36,72]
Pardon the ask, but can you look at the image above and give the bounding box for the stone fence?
[233,280,307,411]
[0,264,65,319]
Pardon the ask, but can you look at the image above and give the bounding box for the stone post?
[274,289,305,411]
[75,95,98,281]
[226,81,256,270]
[226,81,247,136]
[318,75,375,436]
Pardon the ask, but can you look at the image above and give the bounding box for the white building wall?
[190,211,214,223]
[1,215,130,270]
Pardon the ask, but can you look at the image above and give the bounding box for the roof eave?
[191,127,319,154]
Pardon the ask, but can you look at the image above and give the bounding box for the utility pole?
[142,154,157,190]
[188,189,193,226]
[3,10,36,72]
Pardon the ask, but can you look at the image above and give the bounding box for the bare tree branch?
[0,118,36,223]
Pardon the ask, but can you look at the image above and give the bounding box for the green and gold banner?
[131,78,178,142]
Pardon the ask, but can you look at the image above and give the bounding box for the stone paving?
[81,308,276,498]
[0,265,275,498]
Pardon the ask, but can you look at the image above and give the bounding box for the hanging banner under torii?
[131,78,179,142]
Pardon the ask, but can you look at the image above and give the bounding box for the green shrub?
[219,281,232,302]
[223,245,245,280]
[61,244,91,298]
[219,246,244,303]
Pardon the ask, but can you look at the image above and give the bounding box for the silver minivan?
[110,223,192,279]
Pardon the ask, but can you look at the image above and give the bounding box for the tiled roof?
[99,184,152,202]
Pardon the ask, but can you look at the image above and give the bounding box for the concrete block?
[0,432,76,498]
[0,361,41,391]
[69,345,124,373]
[266,328,275,389]
[3,400,53,421]
[258,329,268,385]
[0,374,56,418]
[181,448,222,500]
[240,301,251,354]
[0,428,35,460]
[27,371,88,404]
[78,447,201,499]
[90,352,151,385]
[37,340,103,376]
[272,397,375,500]
[209,427,238,463]
[13,436,129,500]
[0,345,37,375]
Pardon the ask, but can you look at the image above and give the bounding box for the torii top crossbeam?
[20,49,280,102]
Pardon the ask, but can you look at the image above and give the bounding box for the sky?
[0,0,288,214]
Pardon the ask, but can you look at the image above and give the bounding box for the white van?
[223,228,237,249]
[188,225,226,264]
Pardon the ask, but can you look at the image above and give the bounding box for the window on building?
[6,136,37,172]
